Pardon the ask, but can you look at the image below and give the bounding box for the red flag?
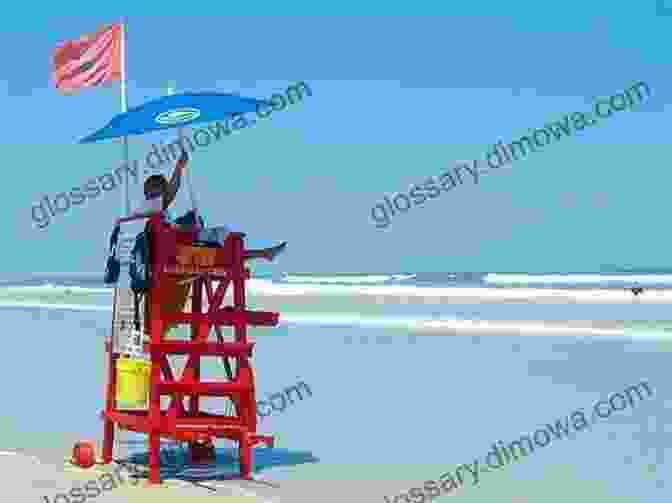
[52,23,122,94]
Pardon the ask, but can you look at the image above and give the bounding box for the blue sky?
[3,3,672,275]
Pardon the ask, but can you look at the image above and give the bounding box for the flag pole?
[120,18,130,216]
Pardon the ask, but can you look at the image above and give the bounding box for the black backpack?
[104,225,121,285]
[129,225,152,294]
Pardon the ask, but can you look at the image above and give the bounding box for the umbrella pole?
[167,83,200,229]
[183,143,200,229]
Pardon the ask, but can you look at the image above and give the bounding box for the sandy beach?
[1,300,669,503]
[14,441,437,503]
[1,276,670,503]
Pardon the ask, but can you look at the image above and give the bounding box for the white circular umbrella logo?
[155,108,201,125]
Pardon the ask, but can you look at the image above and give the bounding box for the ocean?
[3,271,671,502]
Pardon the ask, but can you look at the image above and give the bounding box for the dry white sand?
[9,445,427,503]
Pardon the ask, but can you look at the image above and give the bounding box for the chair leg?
[239,433,252,479]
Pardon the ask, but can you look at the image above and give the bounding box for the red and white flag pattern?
[52,23,122,94]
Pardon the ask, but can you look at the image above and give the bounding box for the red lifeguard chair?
[100,214,277,484]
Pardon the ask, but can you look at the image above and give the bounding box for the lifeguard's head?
[144,175,167,200]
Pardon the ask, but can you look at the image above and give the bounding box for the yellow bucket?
[116,356,150,407]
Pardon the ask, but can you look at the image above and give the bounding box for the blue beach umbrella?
[85,90,269,252]
[85,90,269,260]
[81,90,269,222]
[79,92,269,143]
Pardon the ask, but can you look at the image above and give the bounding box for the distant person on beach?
[114,147,286,261]
[630,283,644,296]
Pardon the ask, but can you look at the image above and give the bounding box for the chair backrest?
[147,215,248,273]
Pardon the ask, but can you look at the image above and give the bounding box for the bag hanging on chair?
[129,226,152,294]
[104,225,121,285]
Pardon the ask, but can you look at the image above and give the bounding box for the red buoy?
[72,441,96,469]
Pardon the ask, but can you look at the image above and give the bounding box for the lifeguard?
[115,148,287,260]
[113,146,286,334]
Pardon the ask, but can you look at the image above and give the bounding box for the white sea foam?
[2,279,672,305]
[248,281,672,304]
[0,284,112,295]
[279,313,424,329]
[2,300,669,337]
[416,319,625,336]
[280,314,629,335]
[485,273,672,285]
[0,302,111,312]
[281,273,416,284]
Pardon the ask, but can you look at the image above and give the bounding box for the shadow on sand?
[120,445,319,485]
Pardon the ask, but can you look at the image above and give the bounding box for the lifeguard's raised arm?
[163,150,188,211]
